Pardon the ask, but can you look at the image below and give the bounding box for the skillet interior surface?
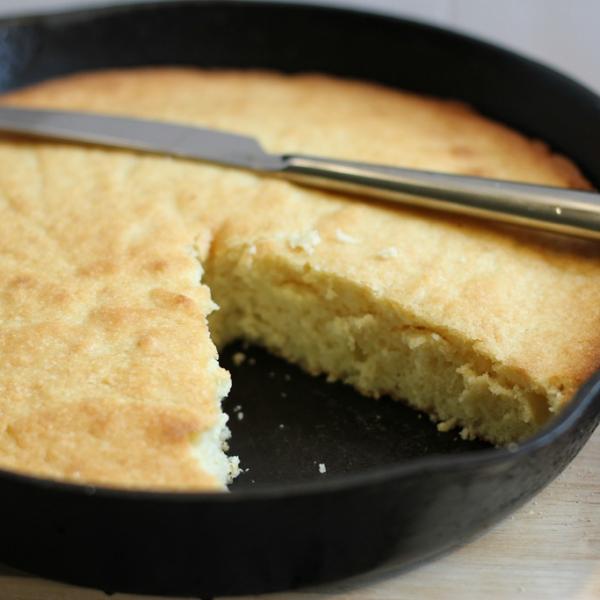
[0,1,598,596]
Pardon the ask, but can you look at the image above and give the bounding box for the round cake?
[0,69,598,489]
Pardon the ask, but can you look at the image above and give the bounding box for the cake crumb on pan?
[232,352,246,366]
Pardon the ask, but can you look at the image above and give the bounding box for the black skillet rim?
[0,0,598,502]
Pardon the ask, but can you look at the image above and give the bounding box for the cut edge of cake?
[204,234,568,447]
[188,249,240,490]
[191,357,240,488]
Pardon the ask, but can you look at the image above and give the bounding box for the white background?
[0,0,597,94]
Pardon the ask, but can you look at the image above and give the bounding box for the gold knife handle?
[280,154,600,241]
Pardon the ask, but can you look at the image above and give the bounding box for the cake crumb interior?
[205,237,558,447]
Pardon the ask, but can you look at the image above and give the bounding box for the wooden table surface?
[1,427,598,600]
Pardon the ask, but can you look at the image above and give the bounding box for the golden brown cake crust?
[0,68,598,487]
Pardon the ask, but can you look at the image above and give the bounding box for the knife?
[0,105,598,241]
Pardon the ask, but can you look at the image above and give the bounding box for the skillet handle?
[279,154,600,241]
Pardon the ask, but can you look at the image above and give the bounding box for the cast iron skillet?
[0,1,599,597]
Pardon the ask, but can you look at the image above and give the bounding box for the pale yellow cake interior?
[0,68,599,490]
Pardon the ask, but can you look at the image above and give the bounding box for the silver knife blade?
[0,106,598,241]
[0,106,284,171]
